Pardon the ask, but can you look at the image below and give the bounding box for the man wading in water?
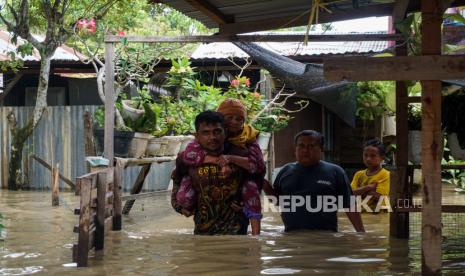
[171,111,249,235]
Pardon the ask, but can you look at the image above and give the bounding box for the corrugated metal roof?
[158,0,397,31]
[0,30,86,62]
[191,32,389,59]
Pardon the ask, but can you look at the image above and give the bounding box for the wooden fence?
[72,167,117,267]
[0,106,173,191]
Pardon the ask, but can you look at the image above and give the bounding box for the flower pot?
[121,100,145,121]
[258,132,271,161]
[382,115,396,137]
[128,132,152,158]
[93,128,134,158]
[257,132,272,151]
[146,137,165,157]
[161,135,184,156]
[179,135,195,152]
[448,132,465,160]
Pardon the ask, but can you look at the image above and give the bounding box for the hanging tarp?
[233,42,357,127]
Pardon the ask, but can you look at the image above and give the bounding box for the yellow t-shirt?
[351,168,390,211]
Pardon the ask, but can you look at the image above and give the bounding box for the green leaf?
[444,13,465,24]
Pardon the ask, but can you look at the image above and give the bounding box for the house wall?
[68,78,102,105]
[2,74,101,106]
[0,106,173,191]
[273,98,322,167]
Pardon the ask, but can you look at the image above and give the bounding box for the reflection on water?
[1,185,464,275]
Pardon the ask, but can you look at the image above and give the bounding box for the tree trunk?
[7,54,52,190]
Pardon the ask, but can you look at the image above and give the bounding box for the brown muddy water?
[1,185,465,276]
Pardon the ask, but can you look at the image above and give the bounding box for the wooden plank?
[105,33,405,43]
[88,226,95,251]
[421,1,443,275]
[113,159,123,230]
[84,111,95,173]
[104,42,115,163]
[121,190,169,201]
[398,96,422,104]
[397,205,465,213]
[122,163,152,215]
[185,0,232,24]
[117,156,176,168]
[30,154,75,190]
[95,172,106,251]
[51,164,60,206]
[77,177,91,267]
[410,164,465,169]
[324,55,465,81]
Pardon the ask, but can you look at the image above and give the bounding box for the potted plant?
[92,107,134,158]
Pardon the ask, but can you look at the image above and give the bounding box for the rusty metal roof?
[0,30,87,62]
[155,0,451,34]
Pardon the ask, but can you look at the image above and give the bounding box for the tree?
[0,0,130,190]
[0,1,210,190]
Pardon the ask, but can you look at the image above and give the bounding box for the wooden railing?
[72,167,115,267]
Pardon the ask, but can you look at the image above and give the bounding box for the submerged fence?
[0,106,173,191]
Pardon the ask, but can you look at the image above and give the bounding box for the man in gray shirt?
[270,130,365,232]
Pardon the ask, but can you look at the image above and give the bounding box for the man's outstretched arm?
[345,211,365,232]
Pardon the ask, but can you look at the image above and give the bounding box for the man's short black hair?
[194,110,225,131]
[294,130,324,147]
[364,138,386,157]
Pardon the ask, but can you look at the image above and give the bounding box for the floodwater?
[1,185,465,275]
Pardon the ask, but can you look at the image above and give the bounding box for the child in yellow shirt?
[351,138,390,212]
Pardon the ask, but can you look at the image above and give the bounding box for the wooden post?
[260,70,275,182]
[104,42,115,164]
[84,112,96,173]
[391,41,410,238]
[421,0,443,274]
[122,163,152,215]
[95,172,106,251]
[51,163,59,206]
[113,158,124,230]
[77,177,92,267]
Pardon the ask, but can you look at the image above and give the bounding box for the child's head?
[363,138,385,169]
[217,99,247,136]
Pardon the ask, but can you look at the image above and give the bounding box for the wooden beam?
[122,190,169,201]
[421,0,443,275]
[219,3,394,35]
[323,55,465,81]
[30,154,75,189]
[105,33,404,43]
[185,0,233,24]
[396,205,465,213]
[122,163,152,215]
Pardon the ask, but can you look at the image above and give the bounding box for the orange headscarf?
[217,99,259,148]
